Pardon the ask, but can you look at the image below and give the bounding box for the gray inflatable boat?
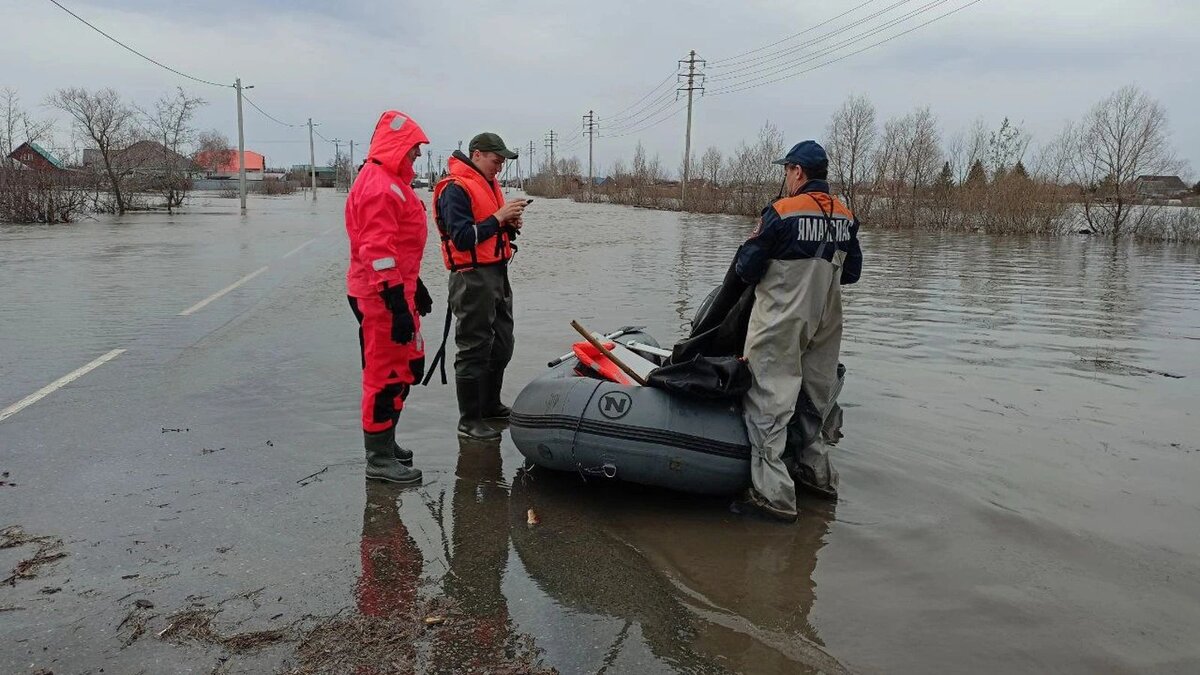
[509,329,753,496]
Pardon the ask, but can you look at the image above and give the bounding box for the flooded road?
[2,191,1199,673]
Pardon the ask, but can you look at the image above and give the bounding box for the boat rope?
[571,379,615,482]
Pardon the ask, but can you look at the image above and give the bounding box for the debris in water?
[1081,358,1184,378]
[527,508,540,526]
[1,526,67,586]
[296,466,329,486]
[134,599,155,609]
[423,615,446,626]
[158,607,287,653]
[161,427,190,433]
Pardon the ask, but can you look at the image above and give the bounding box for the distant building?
[82,140,199,176]
[290,164,337,187]
[1135,175,1189,198]
[6,142,68,172]
[194,149,267,181]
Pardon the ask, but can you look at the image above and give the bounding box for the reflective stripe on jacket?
[734,179,862,286]
[345,110,430,298]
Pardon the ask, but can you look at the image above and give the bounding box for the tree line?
[527,84,1199,242]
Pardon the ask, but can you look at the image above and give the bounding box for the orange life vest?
[432,155,512,271]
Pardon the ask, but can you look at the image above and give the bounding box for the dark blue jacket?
[734,179,862,285]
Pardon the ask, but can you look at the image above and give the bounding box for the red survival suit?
[345,110,430,433]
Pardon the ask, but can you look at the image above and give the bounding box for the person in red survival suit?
[346,110,433,484]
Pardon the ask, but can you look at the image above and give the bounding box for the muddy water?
[1,192,1198,673]
[467,196,1200,673]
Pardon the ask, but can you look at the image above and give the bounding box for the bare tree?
[46,87,138,214]
[193,129,232,176]
[0,90,95,223]
[2,88,55,169]
[826,94,877,215]
[986,117,1030,180]
[139,87,206,212]
[1062,84,1178,240]
[330,149,352,191]
[874,107,942,226]
[700,146,722,186]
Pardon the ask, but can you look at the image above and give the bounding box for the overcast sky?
[5,0,1197,177]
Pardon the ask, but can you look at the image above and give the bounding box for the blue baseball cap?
[772,140,828,171]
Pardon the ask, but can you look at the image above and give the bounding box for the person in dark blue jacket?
[733,140,862,521]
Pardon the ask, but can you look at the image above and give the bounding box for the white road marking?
[178,266,269,316]
[0,349,126,423]
[282,238,318,259]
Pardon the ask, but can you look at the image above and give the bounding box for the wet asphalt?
[2,190,1200,673]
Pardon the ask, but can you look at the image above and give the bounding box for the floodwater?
[1,191,1198,673]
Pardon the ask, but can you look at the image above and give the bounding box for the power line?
[707,0,918,79]
[603,88,678,128]
[708,0,884,66]
[241,92,302,128]
[601,70,679,122]
[605,103,688,138]
[709,0,985,96]
[557,130,587,152]
[45,0,232,88]
[602,95,681,134]
[709,0,958,92]
[707,0,943,84]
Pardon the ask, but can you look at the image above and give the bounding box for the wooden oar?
[570,320,649,386]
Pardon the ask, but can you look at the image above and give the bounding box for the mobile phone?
[523,199,533,205]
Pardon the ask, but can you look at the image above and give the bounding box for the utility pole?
[527,140,535,181]
[329,138,343,191]
[544,130,557,172]
[349,140,356,186]
[582,110,598,200]
[307,118,317,200]
[234,77,253,213]
[678,49,706,205]
[426,152,433,190]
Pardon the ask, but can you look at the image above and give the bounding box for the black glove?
[380,283,415,345]
[415,277,433,316]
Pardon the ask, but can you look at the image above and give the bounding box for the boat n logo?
[597,391,633,419]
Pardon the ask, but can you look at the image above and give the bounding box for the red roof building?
[195,149,266,178]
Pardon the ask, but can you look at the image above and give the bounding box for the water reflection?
[510,470,845,673]
[350,480,424,672]
[434,438,519,668]
[356,480,422,623]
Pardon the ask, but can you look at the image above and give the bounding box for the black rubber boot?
[364,431,422,484]
[481,369,511,420]
[456,377,501,441]
[391,439,414,464]
[730,488,798,523]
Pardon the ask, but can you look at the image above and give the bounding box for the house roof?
[195,149,265,173]
[1137,175,1187,189]
[118,140,196,171]
[6,141,67,170]
[28,142,66,169]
